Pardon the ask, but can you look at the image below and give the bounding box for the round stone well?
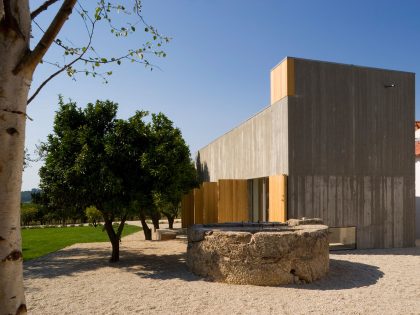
[187,219,329,286]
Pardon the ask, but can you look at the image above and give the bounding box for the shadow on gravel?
[293,258,384,290]
[26,240,400,290]
[24,241,201,282]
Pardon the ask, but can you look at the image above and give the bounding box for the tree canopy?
[39,98,197,260]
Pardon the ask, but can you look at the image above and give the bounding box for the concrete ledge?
[156,229,177,241]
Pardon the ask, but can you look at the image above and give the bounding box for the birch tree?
[0,1,168,313]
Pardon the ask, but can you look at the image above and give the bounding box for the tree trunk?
[151,211,160,231]
[103,218,119,263]
[167,215,175,229]
[110,237,119,263]
[0,2,32,313]
[139,212,152,240]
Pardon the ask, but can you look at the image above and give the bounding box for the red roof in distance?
[416,141,420,156]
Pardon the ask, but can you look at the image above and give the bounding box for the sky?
[22,0,420,190]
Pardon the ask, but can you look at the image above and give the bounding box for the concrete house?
[195,57,415,249]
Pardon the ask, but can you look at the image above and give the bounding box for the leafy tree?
[40,99,136,262]
[144,113,198,229]
[109,111,152,240]
[38,97,87,226]
[0,1,168,312]
[31,190,54,225]
[20,203,39,226]
[85,206,102,227]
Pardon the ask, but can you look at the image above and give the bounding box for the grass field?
[22,224,141,261]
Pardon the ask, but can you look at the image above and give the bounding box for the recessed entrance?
[329,227,356,250]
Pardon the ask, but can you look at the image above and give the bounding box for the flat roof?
[272,56,415,75]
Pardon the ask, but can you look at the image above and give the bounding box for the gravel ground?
[24,230,420,315]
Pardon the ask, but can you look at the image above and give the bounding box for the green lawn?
[22,224,141,261]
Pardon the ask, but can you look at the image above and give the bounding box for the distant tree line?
[20,189,40,203]
[31,97,197,262]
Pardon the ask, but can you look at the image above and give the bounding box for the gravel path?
[24,232,420,315]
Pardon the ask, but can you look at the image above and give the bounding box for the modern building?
[195,57,415,249]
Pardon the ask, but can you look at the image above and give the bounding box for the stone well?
[187,219,329,286]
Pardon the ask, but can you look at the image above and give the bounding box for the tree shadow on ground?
[24,242,201,282]
[292,258,384,290]
[25,244,386,291]
[331,244,420,256]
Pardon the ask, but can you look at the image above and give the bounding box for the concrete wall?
[287,58,415,248]
[197,97,289,181]
[197,57,415,248]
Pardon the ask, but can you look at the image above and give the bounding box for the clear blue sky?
[23,0,420,190]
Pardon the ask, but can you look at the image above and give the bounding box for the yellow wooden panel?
[218,180,230,223]
[202,182,218,223]
[181,190,194,228]
[194,187,203,224]
[219,179,249,222]
[270,57,295,104]
[268,175,287,222]
[258,179,264,222]
[235,180,249,221]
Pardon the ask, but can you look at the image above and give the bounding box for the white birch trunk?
[0,1,32,313]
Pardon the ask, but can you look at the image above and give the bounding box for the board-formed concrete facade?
[197,57,416,249]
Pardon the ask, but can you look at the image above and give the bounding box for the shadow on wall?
[195,152,209,184]
[416,197,420,239]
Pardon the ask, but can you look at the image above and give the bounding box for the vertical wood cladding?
[287,59,415,248]
[268,175,287,222]
[202,182,218,224]
[218,180,249,222]
[181,191,194,228]
[193,188,203,224]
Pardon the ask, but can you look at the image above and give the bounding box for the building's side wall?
[197,98,289,181]
[287,59,415,248]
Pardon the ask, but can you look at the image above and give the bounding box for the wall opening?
[329,227,356,250]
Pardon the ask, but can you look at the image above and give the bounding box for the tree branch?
[31,0,60,20]
[117,214,127,239]
[14,0,77,74]
[27,57,77,105]
[28,12,96,105]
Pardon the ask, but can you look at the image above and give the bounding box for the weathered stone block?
[187,220,329,285]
